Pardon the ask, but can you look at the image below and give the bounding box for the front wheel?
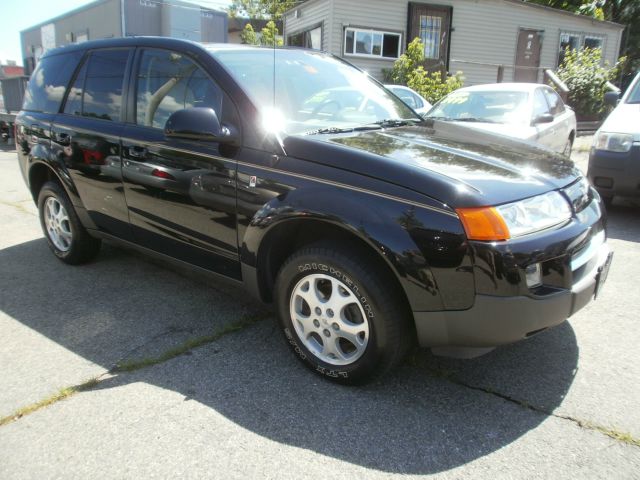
[274,243,413,384]
[563,137,573,157]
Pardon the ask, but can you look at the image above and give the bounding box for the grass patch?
[112,311,270,373]
[0,377,99,427]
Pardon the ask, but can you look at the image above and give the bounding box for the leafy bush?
[239,20,283,46]
[384,37,464,104]
[555,47,623,119]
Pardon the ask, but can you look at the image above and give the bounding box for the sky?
[0,0,231,66]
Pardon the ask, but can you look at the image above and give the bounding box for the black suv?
[16,38,612,384]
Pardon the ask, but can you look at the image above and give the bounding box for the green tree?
[228,0,298,21]
[240,23,258,45]
[525,1,640,75]
[260,20,284,46]
[555,47,623,118]
[385,38,464,104]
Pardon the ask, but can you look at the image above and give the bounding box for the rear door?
[16,51,83,185]
[120,48,241,278]
[51,48,134,239]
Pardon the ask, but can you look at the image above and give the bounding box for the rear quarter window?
[22,51,83,113]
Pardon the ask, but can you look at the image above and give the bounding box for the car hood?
[283,120,580,208]
[600,102,640,141]
[445,121,534,141]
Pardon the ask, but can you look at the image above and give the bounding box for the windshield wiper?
[304,126,356,135]
[370,118,418,128]
[454,117,497,123]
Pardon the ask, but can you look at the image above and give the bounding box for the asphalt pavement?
[1,141,639,479]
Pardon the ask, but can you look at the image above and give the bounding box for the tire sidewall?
[275,252,391,383]
[38,183,77,261]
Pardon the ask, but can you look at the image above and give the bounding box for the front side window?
[344,28,401,59]
[22,51,83,113]
[542,88,565,116]
[136,49,222,129]
[533,89,550,118]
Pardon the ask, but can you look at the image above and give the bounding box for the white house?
[282,0,624,85]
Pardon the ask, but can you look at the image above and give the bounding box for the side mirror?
[604,91,620,107]
[164,107,238,145]
[532,113,554,125]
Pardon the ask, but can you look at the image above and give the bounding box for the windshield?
[427,90,530,124]
[625,74,640,104]
[207,47,419,135]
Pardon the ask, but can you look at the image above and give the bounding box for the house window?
[558,31,606,66]
[343,28,401,59]
[419,15,441,59]
[287,25,322,50]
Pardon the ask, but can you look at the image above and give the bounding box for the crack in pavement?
[416,362,640,448]
[0,311,270,427]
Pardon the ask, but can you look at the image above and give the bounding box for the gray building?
[283,0,624,85]
[21,0,228,74]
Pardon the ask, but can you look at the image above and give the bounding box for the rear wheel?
[274,243,413,384]
[37,181,101,264]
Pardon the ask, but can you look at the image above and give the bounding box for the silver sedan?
[425,83,577,155]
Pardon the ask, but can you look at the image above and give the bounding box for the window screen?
[136,49,222,129]
[22,51,83,113]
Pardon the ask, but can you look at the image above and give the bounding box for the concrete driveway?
[1,142,639,479]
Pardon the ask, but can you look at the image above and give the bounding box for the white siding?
[284,0,333,51]
[285,0,623,85]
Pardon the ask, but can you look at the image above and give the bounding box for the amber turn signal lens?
[456,207,510,241]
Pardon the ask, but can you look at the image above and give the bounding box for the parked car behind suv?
[588,71,640,204]
[425,83,577,155]
[16,38,611,384]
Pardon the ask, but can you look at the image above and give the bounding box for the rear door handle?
[128,146,148,159]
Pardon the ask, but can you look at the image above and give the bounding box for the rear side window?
[543,88,565,116]
[63,49,130,122]
[22,51,83,113]
[136,49,223,129]
[533,89,550,118]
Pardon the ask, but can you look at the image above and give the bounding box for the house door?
[408,3,451,73]
[514,29,542,82]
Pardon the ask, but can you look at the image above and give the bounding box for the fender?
[240,183,473,312]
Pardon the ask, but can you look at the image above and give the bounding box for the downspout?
[120,0,126,37]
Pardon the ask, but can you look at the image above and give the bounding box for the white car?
[425,83,577,155]
[384,84,432,115]
[587,71,640,203]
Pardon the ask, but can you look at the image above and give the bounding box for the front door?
[408,3,451,73]
[515,29,542,82]
[121,48,241,278]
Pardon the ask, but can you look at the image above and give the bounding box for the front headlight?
[457,191,572,241]
[594,132,633,153]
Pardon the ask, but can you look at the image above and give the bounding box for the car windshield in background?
[427,90,530,124]
[207,47,419,135]
[626,76,640,103]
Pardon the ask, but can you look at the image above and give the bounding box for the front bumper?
[588,145,640,198]
[414,239,612,347]
[414,187,611,348]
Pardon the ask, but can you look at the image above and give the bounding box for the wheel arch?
[246,215,416,320]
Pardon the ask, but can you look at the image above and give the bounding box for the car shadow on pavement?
[0,237,579,474]
[606,203,640,243]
